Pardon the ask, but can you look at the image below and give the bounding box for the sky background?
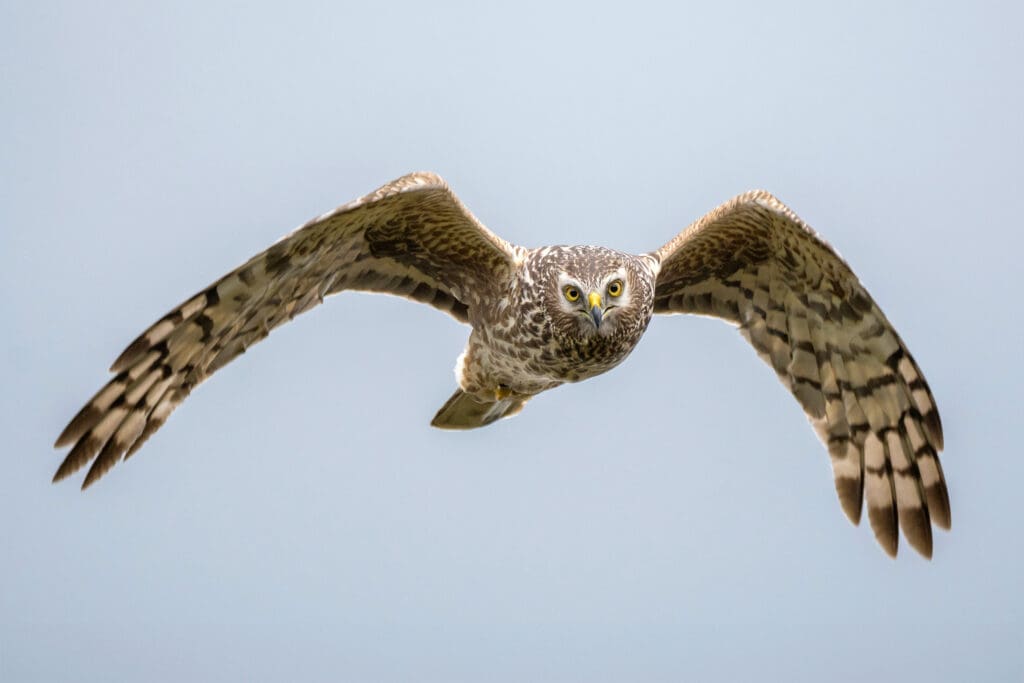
[2,2,1022,681]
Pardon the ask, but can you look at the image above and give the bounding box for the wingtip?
[54,404,102,449]
[868,505,899,559]
[51,457,80,485]
[81,461,106,490]
[51,455,77,484]
[110,335,150,373]
[834,477,864,526]
[903,522,934,560]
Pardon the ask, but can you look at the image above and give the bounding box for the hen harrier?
[54,172,949,558]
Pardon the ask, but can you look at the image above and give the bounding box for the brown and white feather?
[54,172,520,488]
[650,190,948,557]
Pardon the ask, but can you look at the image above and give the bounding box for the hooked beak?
[587,291,603,327]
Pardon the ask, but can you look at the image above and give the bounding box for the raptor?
[54,172,949,558]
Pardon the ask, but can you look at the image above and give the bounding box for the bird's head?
[538,246,656,344]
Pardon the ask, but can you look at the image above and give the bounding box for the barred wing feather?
[651,191,949,558]
[54,172,518,488]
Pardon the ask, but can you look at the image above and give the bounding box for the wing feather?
[55,172,520,487]
[650,190,948,557]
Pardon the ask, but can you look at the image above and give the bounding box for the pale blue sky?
[3,2,1021,681]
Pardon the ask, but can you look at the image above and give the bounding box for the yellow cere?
[588,291,602,310]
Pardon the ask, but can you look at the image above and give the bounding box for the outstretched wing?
[55,172,520,488]
[650,190,949,558]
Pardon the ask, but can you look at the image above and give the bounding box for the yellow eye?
[564,286,581,302]
[607,279,624,297]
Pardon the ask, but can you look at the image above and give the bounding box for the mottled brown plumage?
[54,172,949,558]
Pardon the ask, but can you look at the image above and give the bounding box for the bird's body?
[444,245,658,426]
[54,172,950,558]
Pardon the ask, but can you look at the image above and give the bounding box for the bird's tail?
[430,388,529,430]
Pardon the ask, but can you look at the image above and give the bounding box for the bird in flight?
[54,172,949,558]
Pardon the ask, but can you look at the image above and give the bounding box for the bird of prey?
[53,172,949,558]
